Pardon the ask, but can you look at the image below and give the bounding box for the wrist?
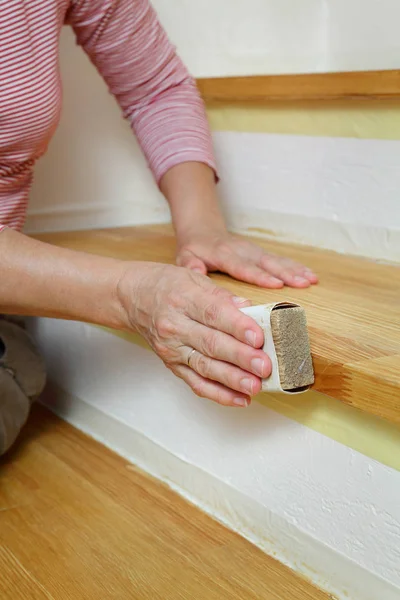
[175,216,227,246]
[115,261,166,333]
[160,162,228,242]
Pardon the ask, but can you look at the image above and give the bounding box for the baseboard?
[25,202,171,234]
[226,206,400,264]
[25,200,399,264]
[41,382,400,600]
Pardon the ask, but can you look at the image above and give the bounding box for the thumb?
[177,248,208,275]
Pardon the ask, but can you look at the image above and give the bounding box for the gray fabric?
[0,314,26,329]
[0,369,31,456]
[0,320,46,399]
[0,320,46,456]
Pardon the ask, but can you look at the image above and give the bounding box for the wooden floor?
[36,225,400,426]
[0,405,331,600]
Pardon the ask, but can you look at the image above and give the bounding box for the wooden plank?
[0,546,53,600]
[34,225,400,425]
[0,405,330,600]
[197,70,400,103]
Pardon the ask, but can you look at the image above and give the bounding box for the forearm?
[160,162,227,241]
[0,228,130,328]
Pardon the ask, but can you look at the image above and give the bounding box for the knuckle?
[153,340,171,361]
[169,364,182,378]
[155,316,176,339]
[261,253,276,264]
[179,242,191,252]
[202,332,218,357]
[197,355,212,379]
[214,391,230,406]
[167,291,184,309]
[281,269,295,280]
[203,302,221,324]
[216,242,231,255]
[191,380,206,398]
[211,286,229,299]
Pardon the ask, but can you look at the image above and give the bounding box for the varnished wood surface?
[0,404,331,600]
[35,225,400,425]
[197,70,400,103]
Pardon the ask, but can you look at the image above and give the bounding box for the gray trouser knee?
[0,320,46,456]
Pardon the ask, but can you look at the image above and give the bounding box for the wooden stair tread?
[0,404,331,599]
[35,225,400,425]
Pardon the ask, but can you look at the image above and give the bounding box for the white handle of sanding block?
[241,302,309,394]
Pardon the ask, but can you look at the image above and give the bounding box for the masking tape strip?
[206,102,400,141]
[240,302,312,394]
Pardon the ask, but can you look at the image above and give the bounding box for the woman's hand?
[117,262,271,407]
[176,229,318,289]
[160,162,318,289]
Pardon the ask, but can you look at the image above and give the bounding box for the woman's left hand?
[176,230,318,289]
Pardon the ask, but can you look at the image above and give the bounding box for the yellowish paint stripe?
[256,391,400,472]
[206,101,400,140]
[100,326,400,473]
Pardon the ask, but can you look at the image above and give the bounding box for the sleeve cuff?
[154,153,218,186]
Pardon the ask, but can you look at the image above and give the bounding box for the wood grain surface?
[197,70,400,103]
[34,225,400,425]
[0,404,331,600]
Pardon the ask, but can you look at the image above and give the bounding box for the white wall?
[153,0,400,76]
[152,0,326,77]
[32,318,400,600]
[214,132,400,263]
[327,0,400,73]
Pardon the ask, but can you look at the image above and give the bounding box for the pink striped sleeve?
[66,0,217,184]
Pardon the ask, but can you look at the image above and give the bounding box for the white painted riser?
[30,318,400,600]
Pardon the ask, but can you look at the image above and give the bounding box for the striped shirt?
[0,0,215,233]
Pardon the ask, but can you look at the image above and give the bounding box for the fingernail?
[245,330,257,346]
[240,378,254,395]
[294,276,308,284]
[269,276,283,284]
[304,269,315,276]
[233,296,249,305]
[251,358,265,377]
[192,268,204,273]
[233,397,249,407]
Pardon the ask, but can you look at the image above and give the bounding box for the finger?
[174,364,251,407]
[217,254,284,289]
[188,288,265,349]
[260,255,314,288]
[186,349,262,396]
[200,281,253,309]
[182,321,271,378]
[301,267,319,284]
[177,248,207,275]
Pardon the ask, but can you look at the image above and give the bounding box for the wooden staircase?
[36,224,400,427]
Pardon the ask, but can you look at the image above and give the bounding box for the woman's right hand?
[117,262,271,407]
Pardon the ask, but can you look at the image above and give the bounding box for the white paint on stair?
[30,317,400,600]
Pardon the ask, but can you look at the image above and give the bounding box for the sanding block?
[241,302,314,394]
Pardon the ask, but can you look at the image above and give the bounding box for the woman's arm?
[0,228,125,326]
[0,228,270,407]
[66,0,215,184]
[66,0,317,287]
